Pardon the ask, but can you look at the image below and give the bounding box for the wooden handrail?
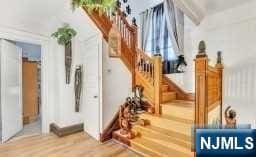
[83,7,162,114]
[194,41,224,126]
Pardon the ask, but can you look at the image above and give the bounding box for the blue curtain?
[140,1,184,74]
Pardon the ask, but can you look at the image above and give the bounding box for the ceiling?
[0,0,98,39]
[202,0,255,14]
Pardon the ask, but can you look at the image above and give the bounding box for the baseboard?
[100,110,120,142]
[50,123,84,137]
[23,115,38,125]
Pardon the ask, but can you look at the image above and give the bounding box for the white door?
[82,36,102,140]
[0,39,23,143]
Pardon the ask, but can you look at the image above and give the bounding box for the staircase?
[83,7,195,157]
[130,100,194,157]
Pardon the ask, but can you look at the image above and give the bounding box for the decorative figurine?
[126,5,131,15]
[176,55,187,73]
[198,40,206,54]
[116,0,121,8]
[217,51,222,64]
[133,85,144,112]
[119,101,135,139]
[132,17,137,26]
[225,106,237,129]
[74,65,83,112]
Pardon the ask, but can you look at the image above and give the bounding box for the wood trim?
[163,76,195,101]
[50,123,84,137]
[195,56,208,126]
[100,110,120,142]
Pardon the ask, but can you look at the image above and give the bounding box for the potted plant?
[71,0,116,13]
[52,24,77,84]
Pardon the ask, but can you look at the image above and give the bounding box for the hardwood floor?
[0,132,141,157]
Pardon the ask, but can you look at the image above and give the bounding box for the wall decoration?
[51,24,77,84]
[108,24,121,57]
[74,65,83,112]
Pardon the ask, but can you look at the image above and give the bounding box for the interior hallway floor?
[0,132,141,157]
[12,120,41,141]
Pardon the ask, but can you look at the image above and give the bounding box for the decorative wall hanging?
[51,24,77,84]
[108,24,121,57]
[74,65,83,112]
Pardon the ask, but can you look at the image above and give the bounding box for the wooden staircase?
[130,100,194,157]
[82,6,223,157]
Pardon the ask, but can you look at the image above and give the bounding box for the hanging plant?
[52,24,77,84]
[71,0,117,13]
[51,24,77,45]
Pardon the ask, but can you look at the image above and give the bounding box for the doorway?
[0,39,42,142]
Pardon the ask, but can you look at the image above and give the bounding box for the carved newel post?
[195,40,208,127]
[74,65,83,112]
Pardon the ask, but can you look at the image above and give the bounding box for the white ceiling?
[202,0,255,14]
[0,0,98,39]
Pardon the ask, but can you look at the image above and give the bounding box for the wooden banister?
[83,7,163,115]
[194,41,224,126]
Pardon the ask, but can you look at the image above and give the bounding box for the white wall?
[185,1,256,127]
[102,40,132,129]
[0,0,101,132]
[50,6,100,127]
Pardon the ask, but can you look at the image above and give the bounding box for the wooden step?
[161,100,194,123]
[138,113,192,137]
[161,84,169,92]
[131,137,193,157]
[161,101,194,122]
[161,92,176,103]
[133,125,191,150]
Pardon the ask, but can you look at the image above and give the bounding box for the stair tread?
[161,114,194,124]
[138,113,192,137]
[133,125,191,149]
[162,91,176,95]
[162,100,194,107]
[131,137,193,157]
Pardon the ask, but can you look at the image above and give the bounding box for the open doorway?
[16,41,42,139]
[0,39,42,142]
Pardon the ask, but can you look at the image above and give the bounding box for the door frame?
[0,26,51,133]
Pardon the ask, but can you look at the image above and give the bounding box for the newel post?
[195,41,208,126]
[131,24,138,90]
[215,51,224,124]
[153,54,162,115]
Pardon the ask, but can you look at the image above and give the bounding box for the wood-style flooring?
[0,132,141,157]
